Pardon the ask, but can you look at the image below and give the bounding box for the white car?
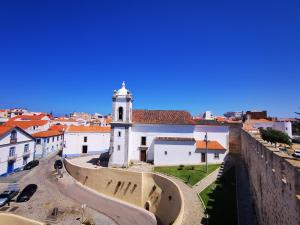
[293,150,300,158]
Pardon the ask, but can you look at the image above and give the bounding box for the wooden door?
[140,150,146,162]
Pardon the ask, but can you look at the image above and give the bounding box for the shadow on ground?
[202,166,237,225]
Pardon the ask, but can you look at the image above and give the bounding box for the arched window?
[118,107,123,121]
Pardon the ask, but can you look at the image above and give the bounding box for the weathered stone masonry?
[241,130,300,225]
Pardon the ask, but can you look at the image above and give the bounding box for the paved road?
[58,163,157,225]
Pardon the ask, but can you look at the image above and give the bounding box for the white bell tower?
[109,82,133,167]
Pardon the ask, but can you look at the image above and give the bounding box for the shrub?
[178,165,184,170]
[186,166,195,170]
[259,128,292,146]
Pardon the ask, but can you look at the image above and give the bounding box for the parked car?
[23,160,39,170]
[292,150,300,158]
[54,159,63,170]
[16,184,38,202]
[0,187,20,207]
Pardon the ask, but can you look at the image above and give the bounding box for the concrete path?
[192,168,220,194]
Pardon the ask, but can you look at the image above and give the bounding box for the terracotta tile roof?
[196,140,226,150]
[32,130,62,138]
[11,114,49,121]
[250,119,273,123]
[66,126,111,133]
[132,110,195,125]
[49,124,67,132]
[156,137,195,142]
[54,117,77,122]
[0,126,13,136]
[4,120,49,129]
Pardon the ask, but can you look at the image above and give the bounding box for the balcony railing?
[8,155,17,161]
[10,139,17,144]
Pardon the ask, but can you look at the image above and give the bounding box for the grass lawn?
[154,164,220,186]
[199,167,237,225]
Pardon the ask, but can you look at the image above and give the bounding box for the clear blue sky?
[0,0,299,117]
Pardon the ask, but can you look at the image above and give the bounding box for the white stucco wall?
[25,123,50,134]
[128,124,229,165]
[0,129,34,175]
[35,135,64,158]
[252,121,292,137]
[63,132,110,157]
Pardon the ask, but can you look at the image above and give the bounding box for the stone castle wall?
[241,130,300,225]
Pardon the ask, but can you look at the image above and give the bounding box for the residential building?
[52,117,80,126]
[32,130,64,158]
[63,126,111,157]
[109,82,229,167]
[0,126,34,176]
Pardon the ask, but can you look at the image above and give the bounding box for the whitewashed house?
[32,130,64,158]
[109,82,229,167]
[51,118,80,126]
[63,126,111,157]
[0,126,35,176]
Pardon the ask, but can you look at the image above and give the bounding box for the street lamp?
[204,132,208,173]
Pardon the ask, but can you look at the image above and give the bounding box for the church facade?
[109,82,229,167]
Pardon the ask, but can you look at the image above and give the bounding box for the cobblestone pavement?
[0,153,117,225]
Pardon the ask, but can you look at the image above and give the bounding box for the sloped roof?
[10,114,49,121]
[4,120,49,129]
[196,140,226,150]
[132,110,195,125]
[32,130,62,138]
[49,124,67,132]
[66,126,111,133]
[0,126,13,136]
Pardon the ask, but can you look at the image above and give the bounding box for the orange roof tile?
[49,124,67,132]
[67,126,111,133]
[32,130,62,138]
[53,118,77,122]
[11,114,49,121]
[196,140,226,150]
[0,126,13,136]
[132,110,195,125]
[4,120,49,129]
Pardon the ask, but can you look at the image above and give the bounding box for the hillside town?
[0,82,299,225]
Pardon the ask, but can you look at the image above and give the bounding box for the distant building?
[52,117,79,126]
[0,126,34,176]
[245,110,268,120]
[63,126,111,157]
[224,111,243,120]
[244,119,293,138]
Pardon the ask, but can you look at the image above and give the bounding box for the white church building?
[108,82,230,167]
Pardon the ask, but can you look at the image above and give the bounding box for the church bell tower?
[108,82,133,167]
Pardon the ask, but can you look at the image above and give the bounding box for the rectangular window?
[84,136,87,142]
[118,131,121,137]
[47,138,49,143]
[52,137,54,142]
[36,139,41,145]
[24,144,29,153]
[57,136,59,141]
[117,145,121,151]
[9,147,15,157]
[141,136,147,146]
[214,152,220,159]
[189,151,191,156]
[164,151,167,155]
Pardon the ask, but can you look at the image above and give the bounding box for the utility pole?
[205,132,208,173]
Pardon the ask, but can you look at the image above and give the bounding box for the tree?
[259,128,292,146]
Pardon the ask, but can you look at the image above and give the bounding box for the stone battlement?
[241,129,300,225]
